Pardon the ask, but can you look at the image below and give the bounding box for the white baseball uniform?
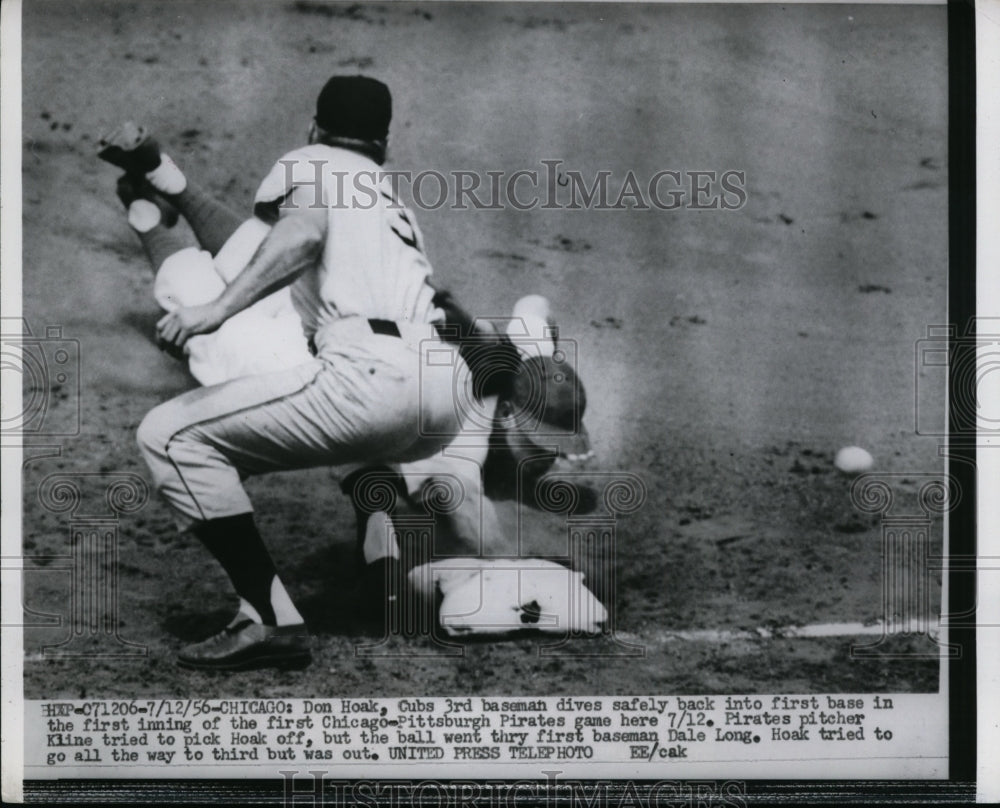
[138,152,607,635]
[155,262,606,634]
[154,240,558,555]
[152,218,312,385]
[137,144,461,528]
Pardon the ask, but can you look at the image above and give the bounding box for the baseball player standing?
[103,80,601,662]
[108,151,604,636]
[104,76,470,670]
[107,179,603,636]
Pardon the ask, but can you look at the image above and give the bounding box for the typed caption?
[26,694,946,779]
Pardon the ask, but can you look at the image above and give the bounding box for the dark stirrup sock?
[164,184,246,256]
[136,223,195,273]
[191,513,280,625]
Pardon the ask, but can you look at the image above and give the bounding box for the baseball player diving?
[100,75,603,672]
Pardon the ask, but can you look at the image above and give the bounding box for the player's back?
[254,144,441,343]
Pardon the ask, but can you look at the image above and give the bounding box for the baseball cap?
[509,354,591,459]
[315,75,392,142]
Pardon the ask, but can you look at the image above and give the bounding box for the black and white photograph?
[1,0,983,800]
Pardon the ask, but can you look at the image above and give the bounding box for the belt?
[308,318,403,355]
[368,318,401,338]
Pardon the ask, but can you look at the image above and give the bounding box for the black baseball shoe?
[177,617,311,671]
[98,121,162,174]
[115,173,179,227]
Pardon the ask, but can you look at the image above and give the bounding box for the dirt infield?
[19,1,946,698]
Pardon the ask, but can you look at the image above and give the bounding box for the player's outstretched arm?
[211,214,323,320]
[156,201,324,353]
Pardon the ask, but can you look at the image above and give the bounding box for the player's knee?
[136,402,177,462]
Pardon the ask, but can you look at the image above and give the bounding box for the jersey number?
[384,191,422,252]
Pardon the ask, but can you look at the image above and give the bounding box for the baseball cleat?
[115,173,179,227]
[177,618,311,671]
[98,121,162,174]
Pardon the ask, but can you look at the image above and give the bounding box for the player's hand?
[156,303,225,357]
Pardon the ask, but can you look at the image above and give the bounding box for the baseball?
[834,446,874,474]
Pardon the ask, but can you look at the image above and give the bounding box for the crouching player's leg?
[135,363,332,671]
[135,314,462,670]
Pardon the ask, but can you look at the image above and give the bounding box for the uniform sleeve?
[254,146,326,208]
